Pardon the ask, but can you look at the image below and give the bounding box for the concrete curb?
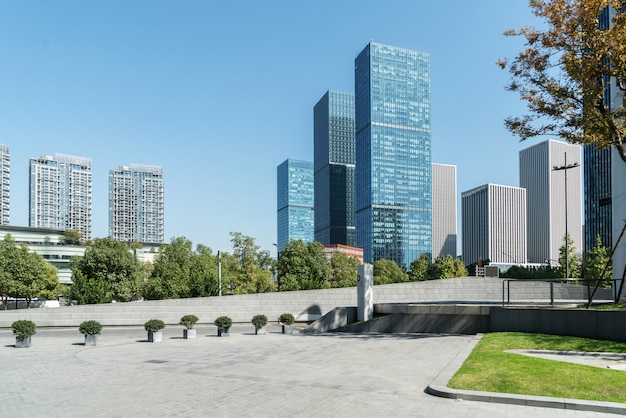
[425,334,626,415]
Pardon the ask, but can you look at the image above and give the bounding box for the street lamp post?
[272,243,280,292]
[218,250,222,297]
[552,152,580,280]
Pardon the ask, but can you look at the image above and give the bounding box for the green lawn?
[448,332,626,403]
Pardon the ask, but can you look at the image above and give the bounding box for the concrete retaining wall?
[0,277,613,328]
[490,307,626,342]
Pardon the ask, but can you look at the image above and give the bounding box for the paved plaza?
[0,325,620,417]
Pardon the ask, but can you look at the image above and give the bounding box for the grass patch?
[585,303,626,310]
[448,332,626,403]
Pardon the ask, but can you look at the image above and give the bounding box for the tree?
[59,230,82,245]
[71,238,143,303]
[0,234,59,309]
[498,0,626,161]
[408,254,431,281]
[558,233,582,278]
[188,244,219,297]
[373,259,407,285]
[329,252,359,288]
[428,255,468,280]
[277,240,330,291]
[584,234,612,286]
[225,232,273,294]
[144,236,193,299]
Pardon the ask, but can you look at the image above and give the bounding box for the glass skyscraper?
[109,164,165,243]
[29,154,93,240]
[355,42,432,267]
[314,90,355,247]
[277,159,314,252]
[584,6,615,253]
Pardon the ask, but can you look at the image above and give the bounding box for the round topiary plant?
[251,314,268,329]
[179,315,199,329]
[79,320,103,335]
[214,316,232,329]
[278,313,295,325]
[144,319,166,333]
[11,320,37,338]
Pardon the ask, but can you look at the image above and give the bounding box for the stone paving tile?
[0,326,619,417]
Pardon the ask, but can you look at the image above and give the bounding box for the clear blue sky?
[0,1,543,256]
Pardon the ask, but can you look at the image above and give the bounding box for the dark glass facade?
[277,159,314,252]
[314,91,355,246]
[355,42,432,267]
[584,7,615,252]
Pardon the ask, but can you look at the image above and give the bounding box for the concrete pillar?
[357,264,373,321]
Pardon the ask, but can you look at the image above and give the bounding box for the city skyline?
[0,1,545,255]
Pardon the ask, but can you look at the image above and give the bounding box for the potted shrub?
[144,319,166,342]
[78,320,102,346]
[214,316,232,337]
[251,314,267,335]
[278,313,295,334]
[180,315,199,339]
[12,320,36,348]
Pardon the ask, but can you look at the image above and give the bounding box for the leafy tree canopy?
[373,259,407,285]
[499,0,626,162]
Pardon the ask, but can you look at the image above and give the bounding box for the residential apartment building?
[314,90,355,247]
[277,159,314,252]
[432,163,456,260]
[355,42,432,267]
[109,164,164,243]
[462,184,527,267]
[520,140,582,265]
[29,154,92,241]
[0,144,9,225]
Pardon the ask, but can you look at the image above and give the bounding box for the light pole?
[553,152,579,280]
[272,243,280,292]
[218,250,222,297]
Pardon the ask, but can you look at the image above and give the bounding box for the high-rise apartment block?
[520,140,582,265]
[0,144,9,225]
[314,90,355,247]
[109,164,164,243]
[462,184,527,266]
[355,42,432,267]
[432,163,457,259]
[29,154,92,240]
[277,159,314,252]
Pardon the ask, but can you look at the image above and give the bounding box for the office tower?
[355,41,431,267]
[432,163,457,259]
[109,165,164,243]
[29,154,92,240]
[520,140,582,265]
[462,184,527,266]
[314,90,355,247]
[586,6,618,254]
[0,144,9,225]
[277,159,314,252]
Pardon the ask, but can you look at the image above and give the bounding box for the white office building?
[0,144,9,225]
[520,140,583,265]
[29,154,92,241]
[109,164,165,243]
[432,163,456,259]
[462,184,527,266]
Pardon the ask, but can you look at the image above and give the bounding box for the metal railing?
[502,278,617,306]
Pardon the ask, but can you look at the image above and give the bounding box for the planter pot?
[148,331,163,342]
[217,327,230,337]
[15,335,31,348]
[84,334,98,346]
[255,326,266,335]
[282,325,293,334]
[183,328,196,339]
